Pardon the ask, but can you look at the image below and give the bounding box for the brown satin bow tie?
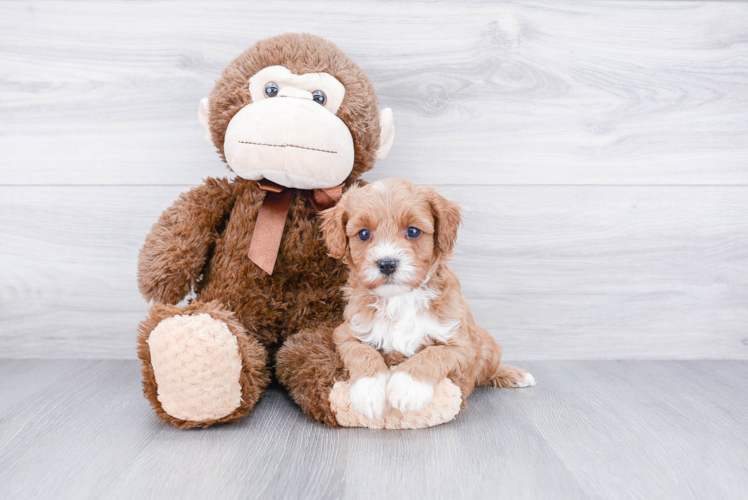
[248,179,344,275]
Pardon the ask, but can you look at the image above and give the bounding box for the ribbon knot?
[248,179,344,275]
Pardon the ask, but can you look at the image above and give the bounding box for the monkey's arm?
[333,323,389,382]
[138,177,235,304]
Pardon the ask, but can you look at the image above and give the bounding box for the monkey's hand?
[137,178,235,304]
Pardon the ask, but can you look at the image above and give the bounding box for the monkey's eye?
[358,229,370,242]
[264,82,279,97]
[407,227,421,239]
[312,90,327,105]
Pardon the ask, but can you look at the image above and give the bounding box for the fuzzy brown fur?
[137,33,383,428]
[274,326,346,427]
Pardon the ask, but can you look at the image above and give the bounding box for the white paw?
[387,371,434,413]
[516,371,536,387]
[349,373,390,420]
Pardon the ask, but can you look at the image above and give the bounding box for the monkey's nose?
[377,259,399,276]
[278,86,313,100]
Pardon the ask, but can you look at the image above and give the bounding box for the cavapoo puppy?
[321,178,535,421]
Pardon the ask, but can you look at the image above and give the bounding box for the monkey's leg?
[275,325,345,428]
[137,300,270,429]
[276,326,462,429]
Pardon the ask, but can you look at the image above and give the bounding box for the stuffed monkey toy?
[137,33,462,429]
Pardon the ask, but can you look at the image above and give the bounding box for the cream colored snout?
[222,92,355,190]
[199,66,395,189]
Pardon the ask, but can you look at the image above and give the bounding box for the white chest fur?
[350,287,459,357]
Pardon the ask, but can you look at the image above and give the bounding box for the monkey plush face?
[222,65,354,189]
[199,34,395,190]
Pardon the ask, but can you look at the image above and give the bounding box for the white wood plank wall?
[1,1,746,359]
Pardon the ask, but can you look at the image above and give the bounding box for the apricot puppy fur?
[321,178,536,421]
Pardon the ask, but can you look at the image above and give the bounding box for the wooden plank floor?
[0,360,746,499]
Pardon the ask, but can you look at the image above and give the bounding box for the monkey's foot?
[138,301,270,428]
[329,377,462,429]
[148,313,244,422]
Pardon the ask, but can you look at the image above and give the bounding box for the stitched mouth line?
[239,141,337,154]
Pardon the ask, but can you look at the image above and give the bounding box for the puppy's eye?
[264,82,279,97]
[407,227,421,239]
[358,229,370,242]
[312,90,326,105]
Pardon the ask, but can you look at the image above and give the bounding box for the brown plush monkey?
[136,33,399,428]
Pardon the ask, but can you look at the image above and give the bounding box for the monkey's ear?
[320,195,350,260]
[427,187,462,256]
[198,98,213,145]
[376,108,395,159]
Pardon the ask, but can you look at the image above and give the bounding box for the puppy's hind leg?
[488,364,537,388]
[476,327,536,388]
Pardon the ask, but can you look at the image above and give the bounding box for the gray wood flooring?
[1,360,746,500]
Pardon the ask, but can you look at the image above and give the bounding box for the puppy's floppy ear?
[320,188,354,260]
[427,187,462,256]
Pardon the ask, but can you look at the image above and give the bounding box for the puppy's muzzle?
[377,259,399,276]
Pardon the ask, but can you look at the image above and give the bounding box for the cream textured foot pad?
[329,378,462,429]
[148,313,243,422]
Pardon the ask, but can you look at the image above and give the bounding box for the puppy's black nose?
[377,259,399,276]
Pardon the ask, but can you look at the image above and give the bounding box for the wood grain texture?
[0,360,746,499]
[1,0,747,359]
[0,0,747,185]
[1,185,746,359]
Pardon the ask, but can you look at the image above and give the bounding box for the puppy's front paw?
[349,373,390,420]
[387,371,434,413]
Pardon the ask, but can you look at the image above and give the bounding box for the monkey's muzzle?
[223,97,355,190]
